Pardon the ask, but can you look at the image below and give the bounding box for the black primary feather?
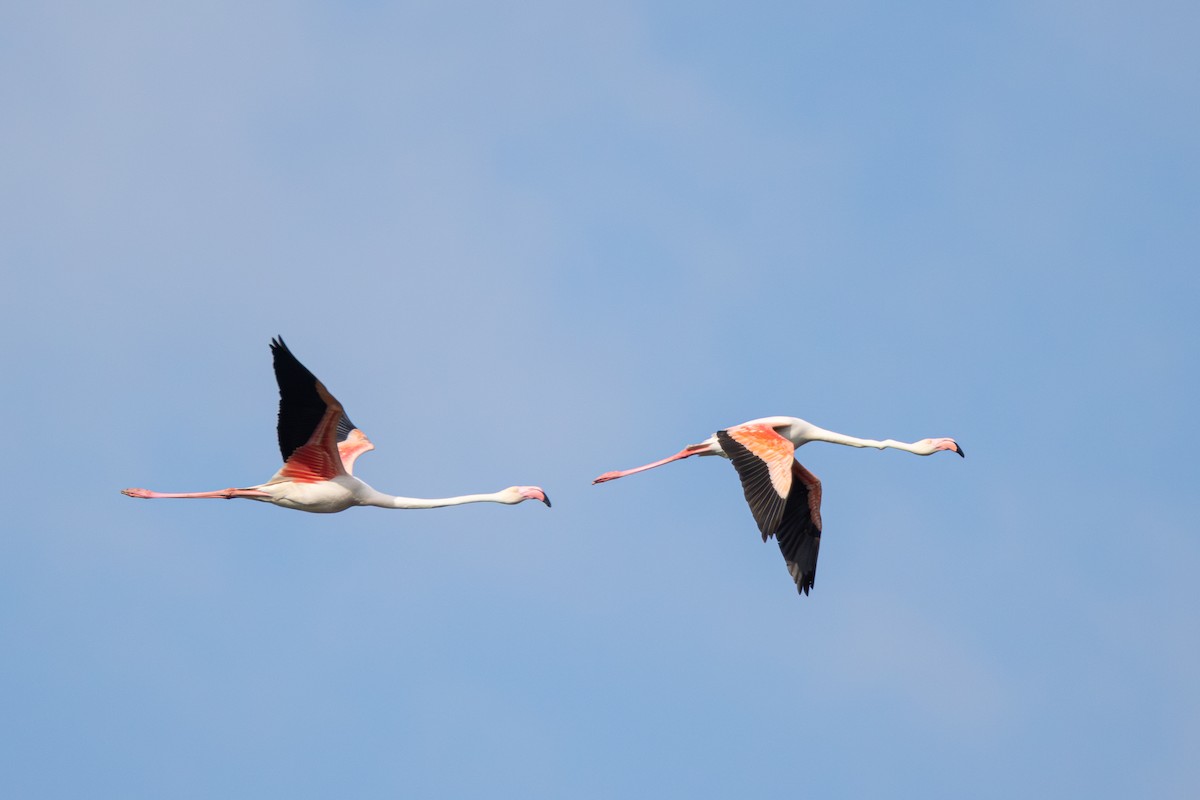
[269,337,357,463]
[774,462,822,595]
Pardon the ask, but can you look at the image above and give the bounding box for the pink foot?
[121,488,152,498]
[593,472,621,484]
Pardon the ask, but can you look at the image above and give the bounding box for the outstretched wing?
[775,461,823,595]
[717,425,824,595]
[269,337,354,483]
[717,425,795,537]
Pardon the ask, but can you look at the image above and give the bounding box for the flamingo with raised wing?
[122,338,551,513]
[593,416,962,594]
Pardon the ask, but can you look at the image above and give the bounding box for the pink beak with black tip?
[519,486,552,507]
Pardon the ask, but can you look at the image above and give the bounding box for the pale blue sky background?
[2,1,1197,797]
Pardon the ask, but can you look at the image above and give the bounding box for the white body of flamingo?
[593,416,962,594]
[122,338,551,513]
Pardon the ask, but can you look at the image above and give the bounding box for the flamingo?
[122,338,551,513]
[592,416,962,595]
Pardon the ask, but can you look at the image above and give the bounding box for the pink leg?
[121,487,271,500]
[593,443,713,484]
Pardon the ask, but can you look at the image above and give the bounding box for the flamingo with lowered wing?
[593,416,961,594]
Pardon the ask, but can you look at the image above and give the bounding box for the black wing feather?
[335,413,358,442]
[775,461,823,595]
[269,337,357,463]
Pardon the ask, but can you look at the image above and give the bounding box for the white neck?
[358,487,514,509]
[804,426,929,455]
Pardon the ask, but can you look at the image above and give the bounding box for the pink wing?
[718,424,795,536]
[717,424,824,595]
[270,338,349,484]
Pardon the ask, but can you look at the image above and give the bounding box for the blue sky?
[1,1,1197,797]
